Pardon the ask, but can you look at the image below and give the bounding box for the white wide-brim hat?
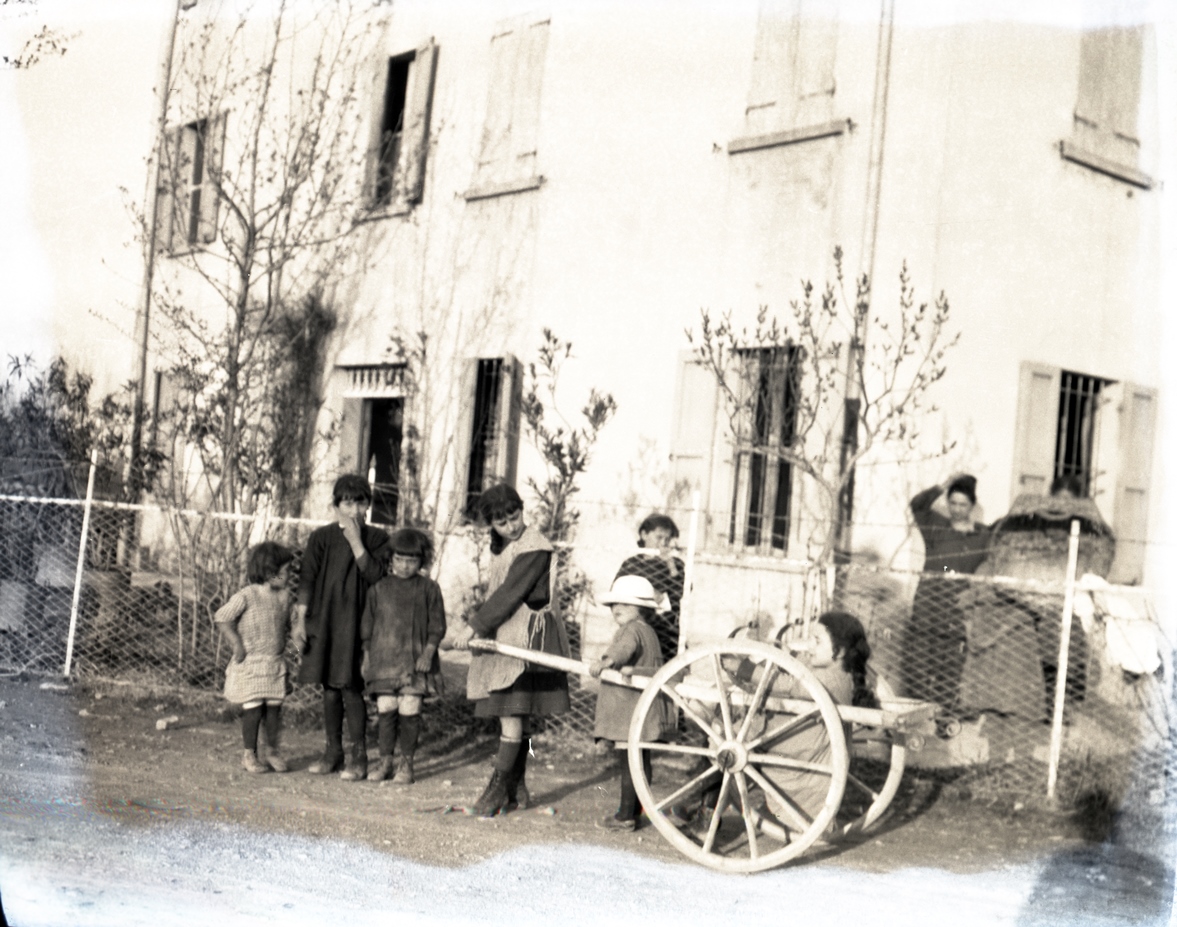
[600,574,659,608]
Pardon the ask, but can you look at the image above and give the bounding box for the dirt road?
[0,678,1171,926]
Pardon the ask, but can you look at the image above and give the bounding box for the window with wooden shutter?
[159,115,225,254]
[465,14,550,199]
[367,41,438,212]
[733,0,845,153]
[1062,23,1152,188]
[461,356,523,514]
[1107,383,1156,584]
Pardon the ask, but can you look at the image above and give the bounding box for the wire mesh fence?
[0,472,1172,808]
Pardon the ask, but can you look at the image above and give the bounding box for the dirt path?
[0,678,1172,926]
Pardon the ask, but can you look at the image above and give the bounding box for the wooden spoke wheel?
[837,673,906,837]
[627,640,849,873]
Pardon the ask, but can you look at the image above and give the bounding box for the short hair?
[946,474,977,505]
[247,541,294,585]
[476,484,523,525]
[1050,474,1084,498]
[389,527,434,570]
[332,473,372,506]
[637,513,679,546]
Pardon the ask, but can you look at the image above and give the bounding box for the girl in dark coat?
[613,513,685,662]
[293,474,392,780]
[360,528,446,784]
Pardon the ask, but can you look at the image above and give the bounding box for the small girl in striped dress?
[215,541,295,774]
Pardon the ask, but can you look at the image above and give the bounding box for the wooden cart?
[470,637,936,873]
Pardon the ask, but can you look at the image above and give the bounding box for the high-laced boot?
[468,769,511,817]
[506,744,530,810]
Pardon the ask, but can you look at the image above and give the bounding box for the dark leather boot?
[469,769,511,817]
[506,745,530,809]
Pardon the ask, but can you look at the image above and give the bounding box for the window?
[336,365,406,526]
[730,0,845,153]
[1061,23,1152,188]
[465,14,550,200]
[366,41,438,210]
[158,114,226,253]
[461,356,522,514]
[728,347,800,552]
[1011,361,1156,583]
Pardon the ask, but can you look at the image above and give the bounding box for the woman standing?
[614,514,684,663]
[451,484,570,816]
[903,473,990,716]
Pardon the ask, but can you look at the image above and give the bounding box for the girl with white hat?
[589,574,676,831]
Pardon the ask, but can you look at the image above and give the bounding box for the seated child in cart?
[360,528,446,784]
[694,611,878,830]
[215,541,295,774]
[589,575,676,831]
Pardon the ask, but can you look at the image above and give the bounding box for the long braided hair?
[818,611,879,709]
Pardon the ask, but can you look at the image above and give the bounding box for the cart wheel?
[837,673,906,837]
[627,640,848,873]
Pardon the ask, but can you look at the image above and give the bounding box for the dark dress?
[614,549,685,662]
[296,522,392,689]
[360,573,446,696]
[903,486,990,712]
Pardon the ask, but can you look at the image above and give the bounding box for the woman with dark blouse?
[451,484,570,816]
[903,473,991,715]
[614,513,685,663]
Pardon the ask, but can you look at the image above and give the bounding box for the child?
[215,541,295,774]
[293,474,392,781]
[589,575,675,831]
[730,611,878,828]
[360,528,446,784]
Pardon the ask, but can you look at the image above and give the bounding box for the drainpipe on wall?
[128,0,183,505]
[836,0,895,565]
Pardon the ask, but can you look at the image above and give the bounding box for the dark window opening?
[375,56,412,206]
[465,359,504,515]
[365,397,403,526]
[1054,370,1104,497]
[730,347,800,551]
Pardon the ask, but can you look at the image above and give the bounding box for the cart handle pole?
[1046,519,1081,801]
[466,639,645,688]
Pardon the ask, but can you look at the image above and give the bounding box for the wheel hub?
[715,741,748,773]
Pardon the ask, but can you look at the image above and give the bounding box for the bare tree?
[1,0,74,70]
[688,246,957,579]
[146,0,385,519]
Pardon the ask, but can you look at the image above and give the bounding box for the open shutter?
[1108,383,1156,584]
[199,111,226,244]
[1010,361,1060,500]
[745,0,798,136]
[493,354,523,488]
[338,397,367,476]
[155,127,181,255]
[454,358,480,515]
[401,40,438,204]
[669,354,720,544]
[362,55,389,205]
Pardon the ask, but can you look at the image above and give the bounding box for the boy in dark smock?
[293,474,391,780]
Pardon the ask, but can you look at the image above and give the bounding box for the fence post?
[1046,518,1082,800]
[678,490,701,656]
[62,448,99,678]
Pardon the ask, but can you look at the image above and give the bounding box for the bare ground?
[0,676,1173,926]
